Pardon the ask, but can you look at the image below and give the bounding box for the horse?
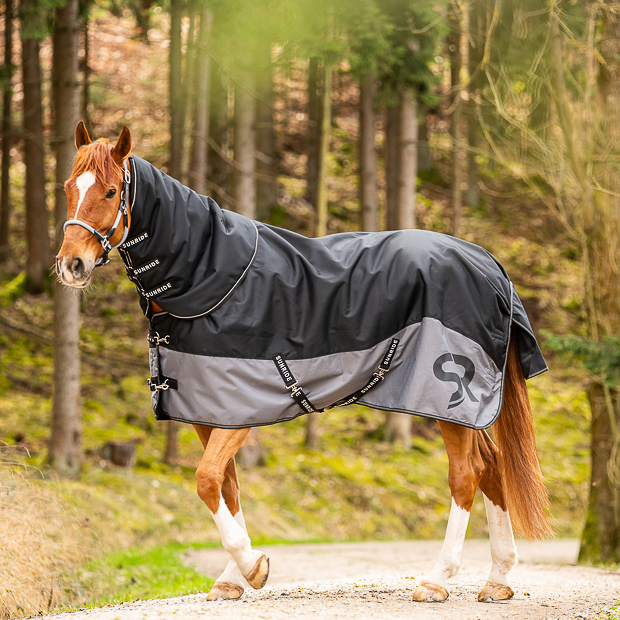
[56,121,552,604]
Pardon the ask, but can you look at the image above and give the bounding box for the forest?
[1,0,620,616]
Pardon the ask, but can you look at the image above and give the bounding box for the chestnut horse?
[57,122,551,603]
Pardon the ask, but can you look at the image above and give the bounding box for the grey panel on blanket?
[155,318,503,430]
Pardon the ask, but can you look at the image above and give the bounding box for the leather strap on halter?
[63,159,131,267]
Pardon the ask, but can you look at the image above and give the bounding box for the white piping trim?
[512,318,534,338]
[165,220,260,320]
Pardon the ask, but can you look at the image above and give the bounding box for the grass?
[65,544,215,610]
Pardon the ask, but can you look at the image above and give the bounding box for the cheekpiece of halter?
[62,159,131,268]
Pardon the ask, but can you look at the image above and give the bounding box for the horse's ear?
[111,125,132,166]
[75,120,91,150]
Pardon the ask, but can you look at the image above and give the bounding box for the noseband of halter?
[63,159,132,267]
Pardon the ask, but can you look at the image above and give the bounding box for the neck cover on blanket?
[118,156,547,430]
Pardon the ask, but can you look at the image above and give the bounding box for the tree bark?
[256,47,276,222]
[182,5,196,180]
[315,63,331,237]
[187,8,212,194]
[79,18,91,134]
[385,106,399,230]
[208,64,230,207]
[164,420,179,464]
[465,0,481,207]
[359,78,377,232]
[449,9,464,237]
[417,109,433,174]
[48,0,82,476]
[305,413,319,450]
[0,0,13,263]
[579,383,620,563]
[385,412,411,449]
[305,57,320,208]
[22,36,50,293]
[168,0,184,180]
[397,87,417,230]
[234,74,256,219]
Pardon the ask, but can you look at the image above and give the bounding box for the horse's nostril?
[71,257,85,279]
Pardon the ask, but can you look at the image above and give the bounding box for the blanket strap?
[147,331,179,392]
[273,338,400,414]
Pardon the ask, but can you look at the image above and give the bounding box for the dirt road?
[49,539,620,619]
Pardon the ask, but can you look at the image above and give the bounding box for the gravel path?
[49,539,620,619]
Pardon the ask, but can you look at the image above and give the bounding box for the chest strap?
[273,338,399,414]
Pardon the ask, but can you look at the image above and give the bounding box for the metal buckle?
[374,368,388,380]
[148,378,170,392]
[148,332,170,345]
[286,382,300,397]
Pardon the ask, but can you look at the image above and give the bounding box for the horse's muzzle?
[56,253,93,287]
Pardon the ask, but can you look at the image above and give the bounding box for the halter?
[63,159,132,267]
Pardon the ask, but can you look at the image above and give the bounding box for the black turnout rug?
[116,155,547,430]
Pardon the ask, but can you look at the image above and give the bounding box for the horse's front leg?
[413,421,484,602]
[193,425,270,600]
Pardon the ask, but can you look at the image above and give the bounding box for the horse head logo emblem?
[433,353,479,409]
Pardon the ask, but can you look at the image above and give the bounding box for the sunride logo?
[134,259,160,275]
[144,282,172,298]
[121,231,149,249]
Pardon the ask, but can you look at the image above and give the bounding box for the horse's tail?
[493,331,553,540]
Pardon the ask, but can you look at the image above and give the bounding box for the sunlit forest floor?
[0,11,590,615]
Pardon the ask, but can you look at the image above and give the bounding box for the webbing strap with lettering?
[273,338,400,414]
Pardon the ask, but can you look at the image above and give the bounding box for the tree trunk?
[385,106,399,230]
[182,6,196,181]
[208,64,230,207]
[79,18,91,134]
[164,420,179,464]
[397,87,417,230]
[417,109,433,174]
[168,0,184,180]
[315,63,331,237]
[579,383,620,563]
[359,78,377,232]
[385,412,411,449]
[465,0,481,207]
[187,8,212,194]
[305,57,320,208]
[449,8,464,237]
[134,0,153,42]
[256,47,276,222]
[305,413,319,450]
[234,74,256,219]
[0,0,13,263]
[48,0,82,476]
[22,36,50,293]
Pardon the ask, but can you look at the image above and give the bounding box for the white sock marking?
[424,498,470,588]
[74,171,96,219]
[215,509,251,588]
[211,495,259,577]
[483,494,517,586]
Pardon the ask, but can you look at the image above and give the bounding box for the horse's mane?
[70,139,123,185]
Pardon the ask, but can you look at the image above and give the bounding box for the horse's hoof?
[412,581,449,602]
[206,581,244,601]
[477,582,514,602]
[244,553,269,590]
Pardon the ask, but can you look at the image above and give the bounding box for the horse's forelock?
[70,139,123,186]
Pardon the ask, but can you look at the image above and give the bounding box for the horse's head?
[56,121,132,287]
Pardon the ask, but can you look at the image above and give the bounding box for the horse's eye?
[105,188,117,199]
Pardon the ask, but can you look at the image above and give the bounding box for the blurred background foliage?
[1,0,619,616]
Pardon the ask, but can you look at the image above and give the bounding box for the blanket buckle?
[148,377,170,391]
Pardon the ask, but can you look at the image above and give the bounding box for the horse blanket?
[118,155,547,430]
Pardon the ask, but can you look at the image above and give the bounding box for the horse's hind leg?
[413,421,483,602]
[194,425,269,600]
[477,430,517,602]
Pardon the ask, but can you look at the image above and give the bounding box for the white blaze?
[74,171,96,219]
